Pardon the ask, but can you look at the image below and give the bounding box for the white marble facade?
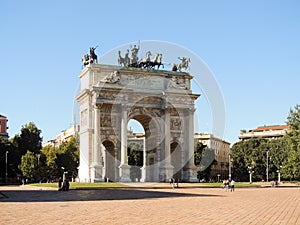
[76,64,200,182]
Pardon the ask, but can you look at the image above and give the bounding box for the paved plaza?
[0,184,299,225]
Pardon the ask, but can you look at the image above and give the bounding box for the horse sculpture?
[89,47,98,64]
[172,57,190,72]
[177,57,190,71]
[139,51,152,68]
[118,50,126,66]
[82,46,98,68]
[152,53,164,70]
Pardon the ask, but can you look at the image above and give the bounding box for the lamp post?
[61,167,65,181]
[228,153,233,180]
[248,166,254,183]
[277,165,282,184]
[37,154,41,166]
[5,151,8,183]
[266,151,269,182]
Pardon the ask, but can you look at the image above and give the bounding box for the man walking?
[230,179,235,192]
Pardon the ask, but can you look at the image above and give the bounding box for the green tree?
[282,105,300,180]
[0,137,21,182]
[194,142,216,181]
[231,138,269,182]
[55,137,79,179]
[41,145,59,179]
[19,151,36,179]
[267,138,288,180]
[16,122,42,155]
[128,141,143,181]
[194,141,206,166]
[128,142,143,167]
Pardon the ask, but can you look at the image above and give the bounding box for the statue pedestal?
[119,164,131,182]
[90,164,104,182]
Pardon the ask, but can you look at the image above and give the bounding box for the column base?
[90,164,104,183]
[119,164,131,182]
[183,165,198,182]
[159,164,174,182]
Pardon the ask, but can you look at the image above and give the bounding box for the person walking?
[230,179,235,192]
[170,177,175,189]
[225,180,230,192]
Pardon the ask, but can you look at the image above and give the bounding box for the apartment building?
[239,125,289,141]
[194,133,231,180]
[0,114,9,139]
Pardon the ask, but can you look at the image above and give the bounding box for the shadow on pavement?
[0,188,221,203]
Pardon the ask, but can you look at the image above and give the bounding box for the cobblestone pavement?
[0,184,299,225]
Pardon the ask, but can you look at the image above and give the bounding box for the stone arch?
[76,64,199,182]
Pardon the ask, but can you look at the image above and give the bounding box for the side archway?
[102,140,117,181]
[171,141,182,180]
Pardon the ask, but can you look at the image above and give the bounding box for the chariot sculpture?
[117,43,189,72]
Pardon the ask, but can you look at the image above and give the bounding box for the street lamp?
[5,151,8,183]
[266,151,269,182]
[61,167,65,181]
[248,166,254,183]
[37,154,41,166]
[277,165,282,184]
[228,153,233,180]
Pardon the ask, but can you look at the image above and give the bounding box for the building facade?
[76,64,200,182]
[42,125,79,147]
[239,125,289,141]
[194,133,231,181]
[0,114,9,139]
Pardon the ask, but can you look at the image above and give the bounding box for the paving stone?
[0,185,299,225]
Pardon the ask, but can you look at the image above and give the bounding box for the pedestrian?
[230,179,235,192]
[225,180,230,192]
[62,178,70,191]
[170,177,175,189]
[223,180,226,189]
[65,178,70,191]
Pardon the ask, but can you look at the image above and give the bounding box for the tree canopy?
[231,104,300,181]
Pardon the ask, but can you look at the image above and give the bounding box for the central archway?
[127,119,144,182]
[128,111,162,182]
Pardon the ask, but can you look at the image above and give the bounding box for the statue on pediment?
[89,46,98,64]
[82,46,98,67]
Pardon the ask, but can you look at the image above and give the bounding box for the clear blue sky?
[1,0,299,145]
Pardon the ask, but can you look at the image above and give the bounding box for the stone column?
[90,105,104,182]
[140,136,147,182]
[119,104,131,182]
[160,107,173,182]
[114,147,119,181]
[184,108,198,182]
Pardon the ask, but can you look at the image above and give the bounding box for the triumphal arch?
[76,47,200,182]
